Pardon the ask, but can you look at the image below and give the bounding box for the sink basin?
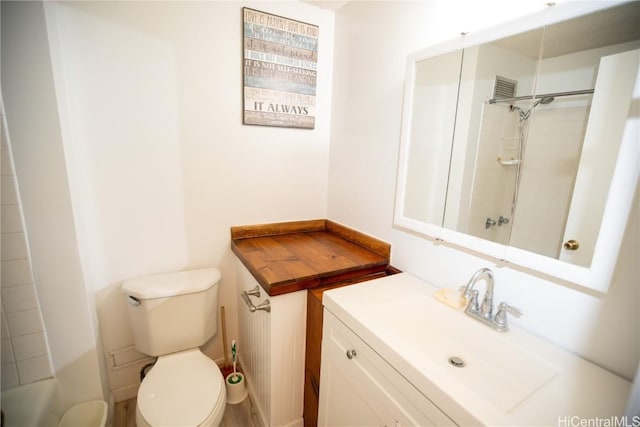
[365,298,560,412]
[322,272,631,426]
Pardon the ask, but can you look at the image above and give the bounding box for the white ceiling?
[299,1,640,59]
[492,2,640,59]
[300,0,350,11]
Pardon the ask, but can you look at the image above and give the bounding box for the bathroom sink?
[365,298,560,413]
[322,272,630,426]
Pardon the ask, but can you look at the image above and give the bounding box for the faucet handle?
[494,302,522,330]
[467,290,480,312]
[459,286,480,311]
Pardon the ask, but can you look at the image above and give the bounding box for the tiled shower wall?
[467,104,518,244]
[1,116,53,390]
[467,103,588,258]
[509,106,588,258]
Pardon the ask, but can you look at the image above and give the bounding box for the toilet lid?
[137,350,223,426]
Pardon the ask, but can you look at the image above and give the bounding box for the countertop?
[231,219,392,296]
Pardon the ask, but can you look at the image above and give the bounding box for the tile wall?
[509,106,588,257]
[1,117,53,390]
[467,103,518,244]
[468,103,588,257]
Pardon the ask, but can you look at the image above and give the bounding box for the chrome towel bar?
[241,285,271,313]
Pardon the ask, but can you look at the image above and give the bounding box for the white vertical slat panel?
[237,261,271,427]
[270,289,306,427]
[235,259,306,427]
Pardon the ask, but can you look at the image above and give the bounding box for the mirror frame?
[394,1,639,293]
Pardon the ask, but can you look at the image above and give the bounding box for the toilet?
[121,268,226,427]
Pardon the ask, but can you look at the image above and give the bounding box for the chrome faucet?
[460,268,522,332]
[461,268,495,317]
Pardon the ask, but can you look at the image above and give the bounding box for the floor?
[112,395,261,427]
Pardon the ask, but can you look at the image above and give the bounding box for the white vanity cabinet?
[318,310,456,427]
[318,273,631,426]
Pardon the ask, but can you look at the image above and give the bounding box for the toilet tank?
[121,268,221,357]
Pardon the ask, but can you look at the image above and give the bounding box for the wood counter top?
[231,219,391,296]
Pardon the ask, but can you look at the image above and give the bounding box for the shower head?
[518,96,555,121]
[532,96,555,108]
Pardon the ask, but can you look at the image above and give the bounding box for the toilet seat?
[137,349,225,426]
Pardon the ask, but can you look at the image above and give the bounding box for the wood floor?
[113,395,261,427]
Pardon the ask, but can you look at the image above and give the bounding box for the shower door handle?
[563,240,580,250]
[241,286,271,313]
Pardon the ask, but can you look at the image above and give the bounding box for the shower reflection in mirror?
[471,86,593,258]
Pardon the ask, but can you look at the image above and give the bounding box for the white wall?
[3,0,334,405]
[46,0,334,400]
[45,0,334,290]
[328,1,639,381]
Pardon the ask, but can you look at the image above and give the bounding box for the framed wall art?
[242,8,318,129]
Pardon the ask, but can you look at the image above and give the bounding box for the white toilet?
[121,268,226,427]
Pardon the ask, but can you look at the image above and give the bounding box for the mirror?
[395,2,640,292]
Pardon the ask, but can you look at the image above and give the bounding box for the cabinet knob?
[346,349,357,359]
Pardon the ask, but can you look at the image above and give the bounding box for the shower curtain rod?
[488,88,594,104]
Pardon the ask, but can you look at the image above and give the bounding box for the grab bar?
[241,285,271,313]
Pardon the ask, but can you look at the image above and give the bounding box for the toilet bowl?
[136,349,226,427]
[136,349,227,427]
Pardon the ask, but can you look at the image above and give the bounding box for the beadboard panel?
[236,259,306,427]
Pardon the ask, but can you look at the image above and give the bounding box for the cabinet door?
[318,311,456,427]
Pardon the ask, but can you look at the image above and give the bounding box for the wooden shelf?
[231,219,391,296]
